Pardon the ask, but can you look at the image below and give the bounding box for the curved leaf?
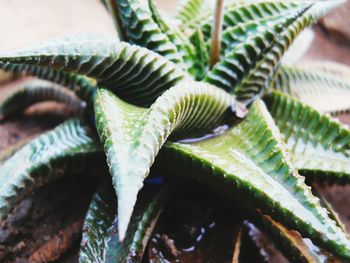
[273,65,350,114]
[147,0,196,72]
[280,29,314,66]
[0,35,186,107]
[158,100,350,259]
[107,0,182,65]
[94,82,234,240]
[0,118,103,221]
[204,1,342,105]
[0,79,84,120]
[79,179,170,263]
[264,90,350,184]
[200,1,310,39]
[175,0,213,30]
[188,29,209,80]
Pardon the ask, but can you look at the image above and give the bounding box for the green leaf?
[200,1,310,39]
[264,90,350,184]
[0,80,83,120]
[188,29,209,80]
[79,179,170,263]
[147,0,196,73]
[158,100,350,259]
[204,1,342,105]
[106,0,182,65]
[175,0,213,31]
[94,82,234,240]
[272,65,350,114]
[0,35,186,107]
[0,118,103,221]
[220,15,290,57]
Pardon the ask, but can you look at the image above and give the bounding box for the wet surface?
[0,4,349,262]
[148,187,240,263]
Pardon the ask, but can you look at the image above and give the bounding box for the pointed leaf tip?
[117,186,139,242]
[94,84,234,240]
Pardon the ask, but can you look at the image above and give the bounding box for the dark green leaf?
[94,82,234,240]
[264,90,350,184]
[204,1,341,105]
[0,118,103,221]
[106,0,182,65]
[158,100,350,259]
[79,179,170,263]
[0,35,186,106]
[188,29,209,80]
[200,1,310,39]
[0,80,83,120]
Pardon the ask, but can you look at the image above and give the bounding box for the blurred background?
[0,1,350,262]
[0,0,172,50]
[0,0,349,64]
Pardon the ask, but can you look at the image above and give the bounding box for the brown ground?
[0,1,349,262]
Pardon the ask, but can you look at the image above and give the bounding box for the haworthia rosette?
[158,100,350,259]
[94,82,234,240]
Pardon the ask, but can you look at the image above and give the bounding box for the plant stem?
[210,0,224,68]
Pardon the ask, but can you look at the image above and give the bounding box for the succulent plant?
[0,0,350,261]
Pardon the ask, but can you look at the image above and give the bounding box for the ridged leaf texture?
[147,0,196,73]
[204,1,341,105]
[273,65,350,114]
[158,100,350,259]
[175,0,213,30]
[94,82,234,240]
[107,0,183,65]
[265,90,350,184]
[188,29,209,80]
[79,179,169,263]
[199,1,310,39]
[0,79,83,119]
[0,35,186,107]
[0,118,103,221]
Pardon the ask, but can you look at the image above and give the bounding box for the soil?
[0,1,350,262]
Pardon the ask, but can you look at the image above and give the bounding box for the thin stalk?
[209,0,224,68]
